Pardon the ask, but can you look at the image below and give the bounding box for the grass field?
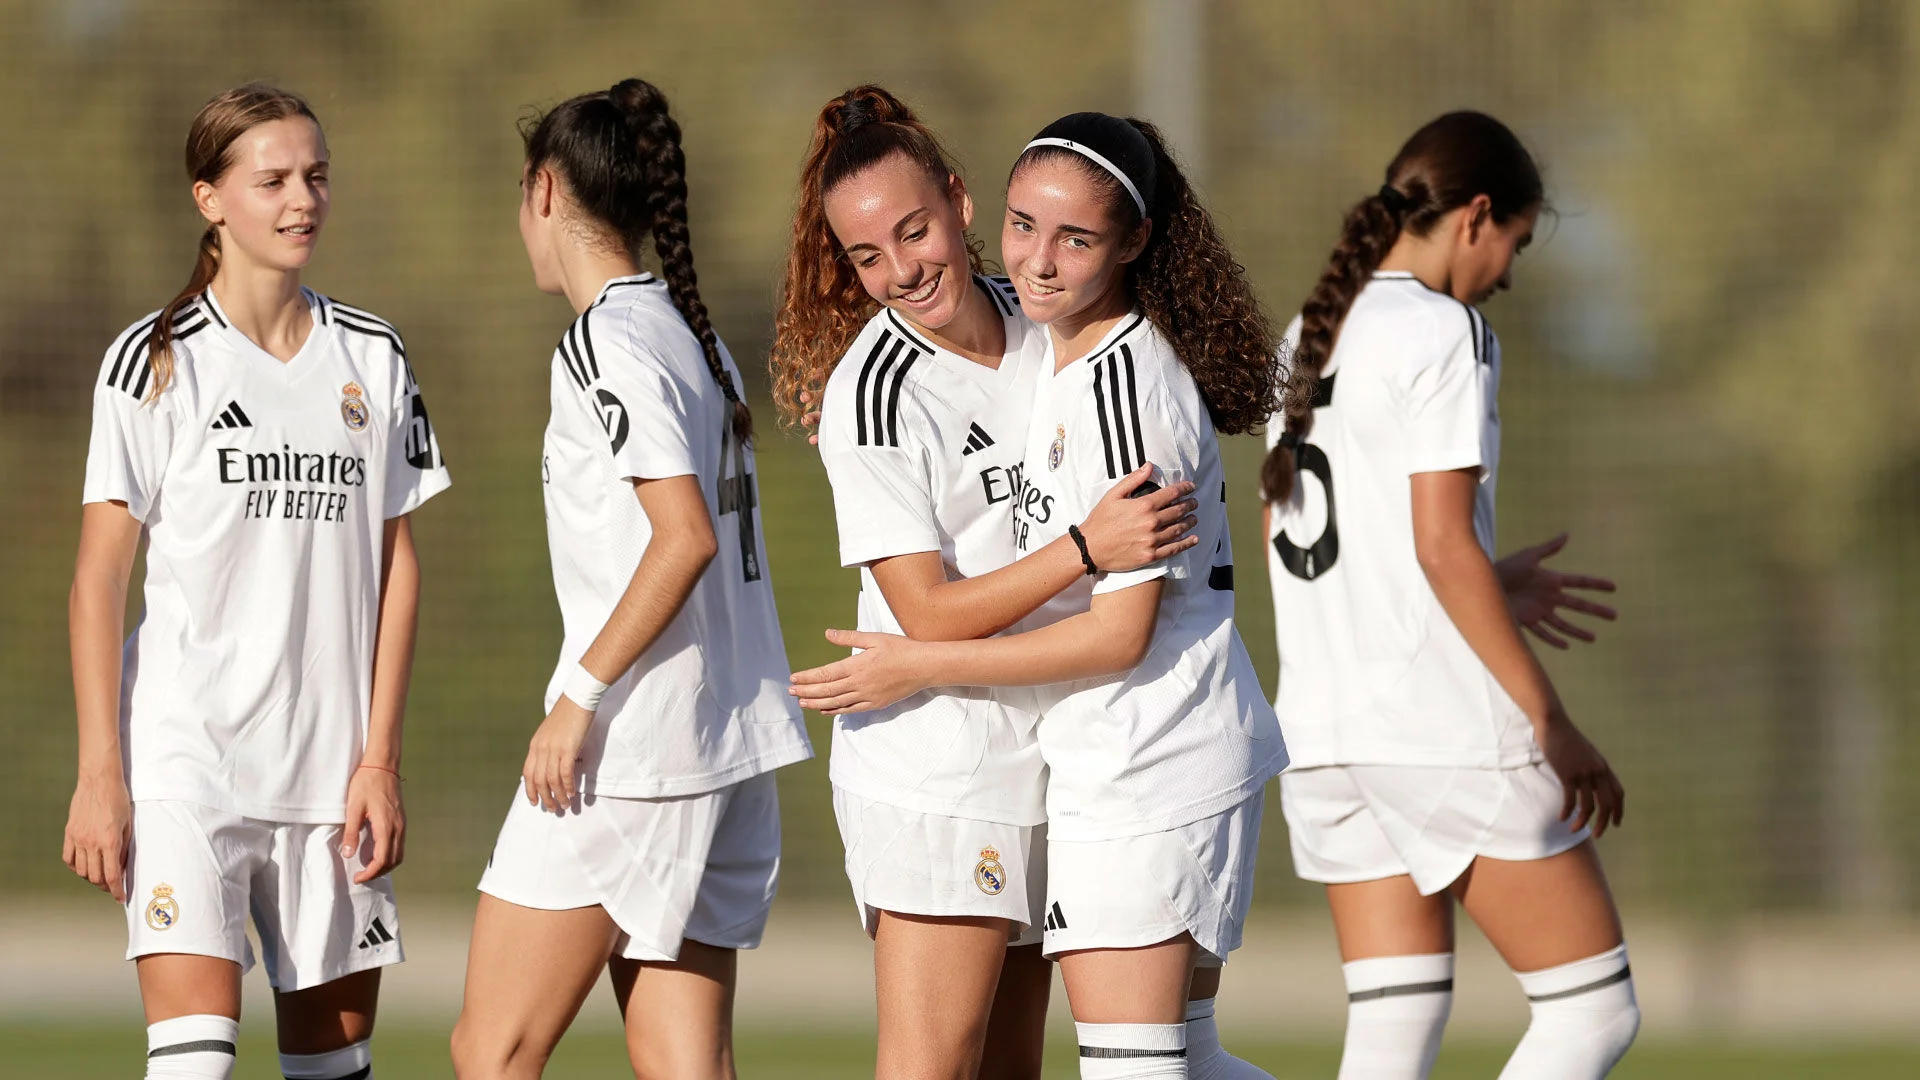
[9,1024,1916,1078]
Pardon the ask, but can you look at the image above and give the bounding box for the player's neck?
[1046,278,1133,370]
[912,279,1005,369]
[208,265,310,364]
[558,244,642,315]
[1376,234,1457,300]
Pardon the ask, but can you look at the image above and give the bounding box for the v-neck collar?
[881,275,1023,389]
[201,286,328,377]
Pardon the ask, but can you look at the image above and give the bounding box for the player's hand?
[800,390,822,447]
[525,696,594,814]
[1539,715,1625,838]
[62,770,132,903]
[790,629,931,713]
[1081,464,1200,572]
[342,764,406,884]
[1497,533,1617,649]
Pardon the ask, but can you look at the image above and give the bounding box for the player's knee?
[1502,944,1638,1079]
[449,1018,541,1080]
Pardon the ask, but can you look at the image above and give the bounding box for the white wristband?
[561,662,610,712]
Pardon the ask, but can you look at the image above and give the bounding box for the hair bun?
[830,84,911,135]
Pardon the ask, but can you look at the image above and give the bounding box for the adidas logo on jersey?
[355,916,395,950]
[1043,901,1068,931]
[960,423,995,456]
[209,401,253,430]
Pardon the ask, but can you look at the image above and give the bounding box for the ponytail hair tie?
[1377,183,1411,215]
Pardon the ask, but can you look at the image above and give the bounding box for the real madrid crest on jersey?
[145,883,180,931]
[340,381,369,432]
[1048,424,1066,471]
[973,847,1007,895]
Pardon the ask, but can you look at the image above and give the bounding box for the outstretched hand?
[790,629,931,714]
[1498,533,1617,649]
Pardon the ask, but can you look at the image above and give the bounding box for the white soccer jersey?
[541,273,811,798]
[83,288,450,822]
[817,275,1050,825]
[1009,314,1287,842]
[1265,271,1537,768]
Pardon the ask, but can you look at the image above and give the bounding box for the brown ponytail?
[148,84,319,401]
[1260,110,1543,503]
[768,85,978,428]
[524,79,751,442]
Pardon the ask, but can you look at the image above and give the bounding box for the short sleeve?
[1079,362,1196,595]
[82,341,172,522]
[818,390,940,567]
[1401,308,1486,477]
[590,342,701,483]
[383,352,452,519]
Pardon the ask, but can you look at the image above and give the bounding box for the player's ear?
[949,172,974,231]
[193,179,223,227]
[1462,194,1493,245]
[1119,217,1153,264]
[530,166,559,219]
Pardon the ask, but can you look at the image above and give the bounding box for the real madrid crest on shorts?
[1048,424,1066,471]
[145,883,179,931]
[974,847,1007,895]
[340,381,369,432]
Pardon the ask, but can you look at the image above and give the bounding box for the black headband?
[1022,112,1157,217]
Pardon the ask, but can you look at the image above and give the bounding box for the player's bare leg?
[1454,842,1638,1079]
[137,954,243,1078]
[1324,877,1456,1080]
[1451,842,1621,970]
[451,896,620,1080]
[1058,935,1197,1074]
[871,912,1017,1080]
[273,968,380,1077]
[979,942,1051,1080]
[607,940,737,1080]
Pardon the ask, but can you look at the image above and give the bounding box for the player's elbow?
[666,519,720,571]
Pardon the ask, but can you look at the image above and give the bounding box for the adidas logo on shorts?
[355,916,395,950]
[1043,901,1068,931]
[960,422,995,456]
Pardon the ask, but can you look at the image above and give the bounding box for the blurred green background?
[7,0,1920,913]
[3,1,1920,1069]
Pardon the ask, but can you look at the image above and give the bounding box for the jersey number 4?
[1273,373,1338,581]
[718,423,762,582]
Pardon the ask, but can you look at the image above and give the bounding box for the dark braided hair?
[523,78,751,443]
[1260,111,1541,503]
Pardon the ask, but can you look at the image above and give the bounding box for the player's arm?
[343,515,419,883]
[870,462,1196,642]
[524,474,717,812]
[790,579,1162,710]
[1410,469,1623,835]
[64,500,142,903]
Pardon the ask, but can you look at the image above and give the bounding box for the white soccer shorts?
[1280,761,1592,895]
[833,786,1047,947]
[478,770,781,960]
[123,800,402,992]
[1040,790,1264,963]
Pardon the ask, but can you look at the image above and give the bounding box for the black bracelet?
[1067,524,1099,576]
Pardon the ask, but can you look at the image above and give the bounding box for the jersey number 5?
[718,424,762,582]
[1273,374,1338,581]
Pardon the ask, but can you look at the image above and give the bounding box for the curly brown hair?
[1260,111,1543,503]
[1012,117,1280,436]
[768,85,980,428]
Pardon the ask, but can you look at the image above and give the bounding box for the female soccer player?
[793,111,1290,1080]
[1260,112,1638,1079]
[63,83,449,1080]
[769,86,1202,1080]
[449,79,812,1080]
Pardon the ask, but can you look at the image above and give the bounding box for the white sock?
[146,1014,238,1080]
[1337,953,1454,1080]
[1185,997,1273,1079]
[1077,1021,1188,1079]
[281,1039,372,1079]
[1499,944,1639,1080]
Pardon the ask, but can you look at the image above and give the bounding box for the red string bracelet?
[356,763,405,781]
